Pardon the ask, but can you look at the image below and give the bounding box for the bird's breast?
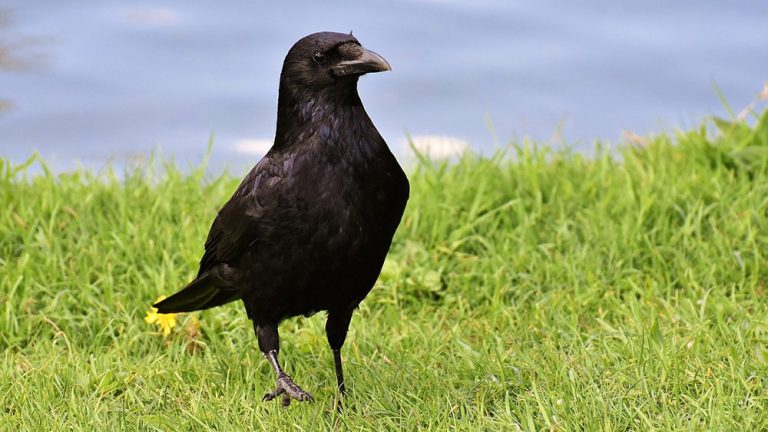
[291,152,404,244]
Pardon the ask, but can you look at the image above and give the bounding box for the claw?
[262,373,313,405]
[261,386,284,402]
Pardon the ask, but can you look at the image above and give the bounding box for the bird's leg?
[262,350,314,406]
[326,309,354,410]
[333,349,346,395]
[256,322,313,406]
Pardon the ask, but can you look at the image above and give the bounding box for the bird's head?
[279,32,391,92]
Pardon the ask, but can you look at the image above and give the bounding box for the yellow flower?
[145,295,178,337]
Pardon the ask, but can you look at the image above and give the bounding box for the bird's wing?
[197,154,284,276]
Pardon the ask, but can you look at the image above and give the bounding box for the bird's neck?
[273,83,372,152]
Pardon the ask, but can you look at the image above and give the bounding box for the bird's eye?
[312,52,326,64]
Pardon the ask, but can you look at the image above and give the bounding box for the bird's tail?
[153,271,240,313]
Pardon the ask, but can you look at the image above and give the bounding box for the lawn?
[2,108,768,430]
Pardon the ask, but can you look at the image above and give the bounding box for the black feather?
[154,32,409,401]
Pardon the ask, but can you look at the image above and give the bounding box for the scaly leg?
[256,322,313,406]
[326,309,354,410]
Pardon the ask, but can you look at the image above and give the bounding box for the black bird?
[154,32,409,406]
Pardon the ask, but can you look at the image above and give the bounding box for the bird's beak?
[332,48,391,77]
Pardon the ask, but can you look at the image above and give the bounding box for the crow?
[154,32,409,406]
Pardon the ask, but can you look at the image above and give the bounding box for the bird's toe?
[262,373,313,405]
[282,377,314,402]
[261,386,285,402]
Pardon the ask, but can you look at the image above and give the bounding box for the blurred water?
[0,1,766,172]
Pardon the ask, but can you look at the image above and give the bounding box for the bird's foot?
[333,383,347,413]
[262,373,314,406]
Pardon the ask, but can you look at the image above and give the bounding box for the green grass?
[2,108,768,431]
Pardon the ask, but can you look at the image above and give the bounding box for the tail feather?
[154,272,239,313]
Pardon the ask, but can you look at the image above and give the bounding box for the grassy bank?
[2,109,768,430]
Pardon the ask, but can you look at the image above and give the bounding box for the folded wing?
[154,155,282,313]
